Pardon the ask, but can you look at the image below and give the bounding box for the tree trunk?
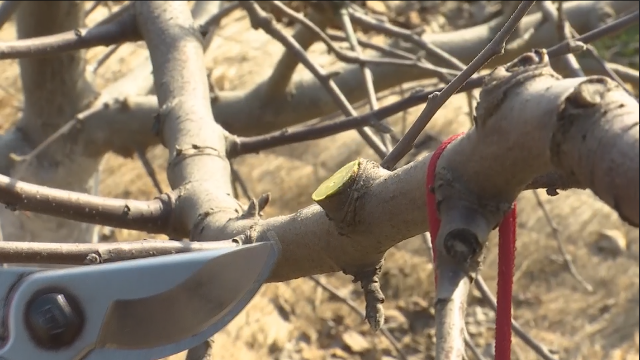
[0,1,100,246]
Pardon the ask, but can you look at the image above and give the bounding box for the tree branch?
[381,1,536,169]
[135,2,242,358]
[135,1,239,238]
[0,11,637,285]
[242,1,388,159]
[0,1,237,60]
[0,2,137,60]
[261,3,332,97]
[0,238,238,264]
[4,1,631,142]
[0,174,173,232]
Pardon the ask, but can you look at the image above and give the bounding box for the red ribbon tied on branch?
[426,132,517,360]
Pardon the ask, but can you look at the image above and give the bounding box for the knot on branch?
[152,100,176,146]
[433,170,512,278]
[477,50,561,128]
[240,193,271,219]
[443,228,483,270]
[344,259,386,332]
[548,77,618,187]
[169,144,224,170]
[504,49,548,72]
[84,253,102,265]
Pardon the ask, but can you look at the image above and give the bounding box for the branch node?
[170,145,224,170]
[240,193,271,219]
[231,234,252,245]
[344,259,386,332]
[84,253,102,265]
[505,49,549,72]
[479,51,561,126]
[443,228,483,268]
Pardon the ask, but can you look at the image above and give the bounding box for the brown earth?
[0,3,638,360]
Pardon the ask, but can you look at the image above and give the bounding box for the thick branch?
[550,77,639,226]
[138,2,640,140]
[436,51,638,232]
[226,54,639,282]
[135,2,239,238]
[136,3,252,360]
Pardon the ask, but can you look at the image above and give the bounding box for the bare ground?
[0,4,638,360]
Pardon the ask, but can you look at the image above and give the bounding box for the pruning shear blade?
[0,241,279,360]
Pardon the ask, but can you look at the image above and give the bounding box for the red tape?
[426,133,517,360]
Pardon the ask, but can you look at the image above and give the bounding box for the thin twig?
[230,162,253,201]
[9,99,123,179]
[309,275,409,360]
[0,0,21,31]
[0,4,137,60]
[464,330,487,360]
[380,1,537,170]
[0,239,239,265]
[245,1,388,159]
[326,29,428,65]
[136,147,166,195]
[87,43,122,74]
[538,1,585,78]
[347,8,468,74]
[338,6,391,150]
[0,0,238,60]
[0,173,172,232]
[546,10,640,58]
[532,190,593,292]
[584,44,636,97]
[196,1,240,32]
[224,73,481,158]
[271,3,458,83]
[421,232,435,264]
[84,1,103,18]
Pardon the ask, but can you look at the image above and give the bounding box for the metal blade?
[95,241,276,349]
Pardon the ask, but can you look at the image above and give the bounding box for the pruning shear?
[0,239,280,360]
